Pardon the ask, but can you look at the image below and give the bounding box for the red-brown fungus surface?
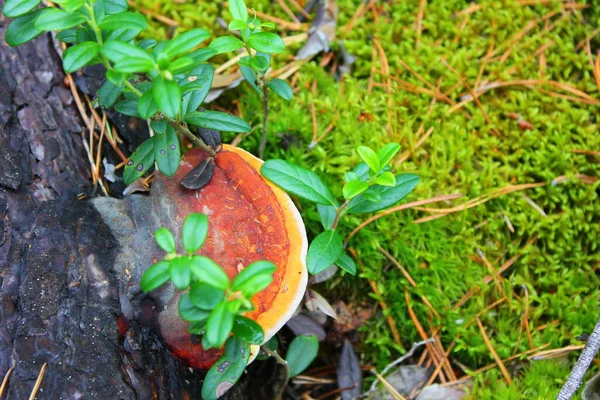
[155,145,307,369]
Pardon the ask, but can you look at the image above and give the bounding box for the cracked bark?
[0,11,281,400]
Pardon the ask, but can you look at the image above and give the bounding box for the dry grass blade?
[343,0,377,35]
[415,0,426,49]
[276,0,301,24]
[0,366,14,397]
[476,318,512,385]
[374,372,406,400]
[287,0,311,20]
[127,0,178,26]
[28,362,47,400]
[395,126,434,165]
[255,10,307,31]
[528,344,585,360]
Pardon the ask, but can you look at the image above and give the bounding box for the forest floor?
[128,0,600,398]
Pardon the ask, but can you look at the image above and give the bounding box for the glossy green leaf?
[168,56,196,74]
[62,41,99,73]
[179,293,211,322]
[123,137,154,184]
[240,63,261,94]
[232,316,264,344]
[348,174,420,213]
[342,180,369,200]
[188,48,217,63]
[228,0,248,21]
[181,213,208,254]
[114,99,140,118]
[154,227,176,253]
[189,256,230,290]
[286,335,319,377]
[344,171,360,183]
[5,9,48,47]
[317,204,336,230]
[184,110,251,132]
[204,301,235,349]
[190,282,224,310]
[231,260,276,297]
[106,28,141,43]
[357,146,380,173]
[164,28,211,59]
[97,80,123,108]
[228,19,248,31]
[113,57,155,73]
[261,160,337,206]
[54,0,86,12]
[3,0,40,17]
[93,0,127,20]
[154,124,180,177]
[140,260,170,292]
[180,64,214,114]
[307,230,343,275]
[98,11,146,30]
[56,28,77,43]
[169,256,191,290]
[201,336,250,400]
[268,78,293,100]
[101,40,153,64]
[250,55,269,72]
[209,36,244,54]
[152,77,180,119]
[373,171,396,187]
[139,38,157,50]
[336,253,356,275]
[137,89,158,119]
[377,143,401,167]
[35,8,86,30]
[248,32,285,53]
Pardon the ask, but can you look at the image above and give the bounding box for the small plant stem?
[166,118,216,157]
[261,346,289,400]
[332,200,350,230]
[259,75,269,159]
[84,5,112,70]
[557,317,600,399]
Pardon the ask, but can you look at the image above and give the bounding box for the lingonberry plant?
[215,0,293,158]
[2,0,289,186]
[262,143,420,276]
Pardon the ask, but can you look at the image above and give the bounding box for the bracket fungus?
[154,144,308,369]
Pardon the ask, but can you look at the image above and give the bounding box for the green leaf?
[54,0,86,12]
[56,28,77,43]
[342,180,369,200]
[336,253,356,275]
[259,22,276,29]
[168,56,195,74]
[228,19,248,31]
[201,336,250,400]
[373,171,396,187]
[3,0,40,17]
[204,301,235,348]
[188,48,217,63]
[152,77,180,119]
[101,40,153,64]
[35,8,86,30]
[123,137,154,184]
[377,143,401,167]
[181,213,208,254]
[184,110,251,132]
[240,64,261,94]
[189,256,230,290]
[113,57,155,73]
[98,11,147,31]
[169,256,191,290]
[344,171,360,183]
[286,335,319,377]
[94,0,127,21]
[317,204,336,230]
[228,0,248,21]
[361,190,381,203]
[164,28,211,59]
[62,41,100,73]
[267,78,293,100]
[208,36,244,54]
[154,227,175,253]
[348,174,420,213]
[154,124,180,177]
[261,160,337,206]
[106,28,140,42]
[140,260,170,292]
[232,316,264,344]
[257,336,278,360]
[137,89,158,119]
[139,38,158,50]
[357,146,380,173]
[179,293,211,322]
[306,230,343,275]
[231,260,275,297]
[250,56,269,72]
[190,282,225,310]
[248,32,285,53]
[114,99,140,118]
[180,64,214,114]
[150,120,167,134]
[5,9,48,47]
[97,80,123,108]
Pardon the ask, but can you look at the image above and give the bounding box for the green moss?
[135,0,600,394]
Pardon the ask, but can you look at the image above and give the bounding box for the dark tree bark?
[0,13,282,400]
